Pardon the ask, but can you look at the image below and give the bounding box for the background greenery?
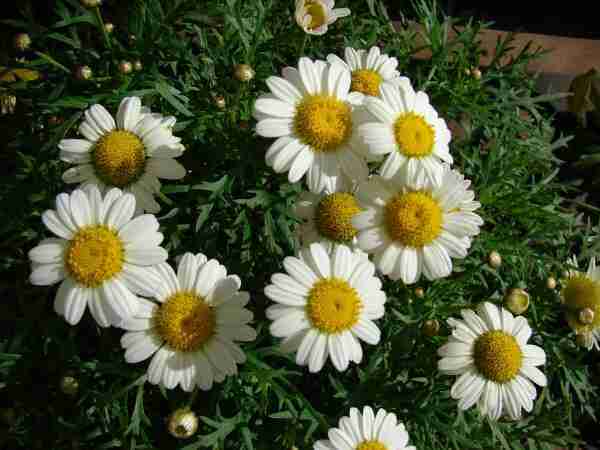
[1,0,599,449]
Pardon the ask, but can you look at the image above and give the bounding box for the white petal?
[30,263,66,286]
[146,158,186,180]
[265,76,302,103]
[308,333,328,373]
[116,97,142,131]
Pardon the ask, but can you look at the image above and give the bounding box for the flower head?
[327,46,408,102]
[438,302,547,420]
[295,0,350,36]
[358,82,452,186]
[28,186,167,327]
[352,166,482,284]
[265,243,385,372]
[254,57,369,194]
[120,253,257,391]
[561,255,600,350]
[314,406,415,450]
[59,96,186,213]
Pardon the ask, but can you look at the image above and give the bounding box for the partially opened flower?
[120,253,257,391]
[327,46,409,100]
[254,57,368,194]
[295,0,350,36]
[294,178,362,252]
[265,243,385,372]
[28,186,167,327]
[352,167,482,284]
[358,82,452,186]
[58,96,186,213]
[314,406,415,450]
[560,255,600,350]
[438,302,547,420]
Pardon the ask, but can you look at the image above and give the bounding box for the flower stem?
[298,34,309,57]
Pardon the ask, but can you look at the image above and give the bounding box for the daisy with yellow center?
[28,186,168,327]
[295,0,350,36]
[438,302,547,420]
[352,166,482,284]
[58,96,186,213]
[327,46,409,102]
[120,253,257,391]
[253,57,369,194]
[265,242,385,372]
[294,181,364,252]
[314,406,415,450]
[560,255,600,350]
[358,82,452,186]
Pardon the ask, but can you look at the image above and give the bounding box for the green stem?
[94,6,112,50]
[186,387,200,407]
[298,34,309,57]
[33,51,71,74]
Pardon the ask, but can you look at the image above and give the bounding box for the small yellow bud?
[168,408,198,439]
[104,23,114,34]
[59,375,79,396]
[504,288,530,315]
[80,0,102,7]
[414,287,425,298]
[74,65,93,81]
[579,307,595,325]
[214,95,226,109]
[13,33,32,52]
[471,68,482,80]
[488,251,502,269]
[233,64,255,82]
[546,277,557,290]
[118,60,133,75]
[422,319,440,337]
[133,60,143,72]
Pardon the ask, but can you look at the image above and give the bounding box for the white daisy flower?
[352,167,483,284]
[560,255,600,350]
[295,0,350,36]
[438,302,548,421]
[253,57,369,194]
[327,46,409,101]
[120,253,257,392]
[294,177,363,251]
[58,96,187,213]
[265,242,385,372]
[358,82,452,186]
[28,186,167,327]
[314,406,415,450]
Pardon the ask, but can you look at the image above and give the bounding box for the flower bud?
[60,375,79,396]
[233,64,255,82]
[13,33,32,52]
[422,319,440,337]
[168,408,198,439]
[488,251,502,269]
[579,307,595,325]
[546,277,557,290]
[118,60,133,75]
[74,65,93,81]
[504,288,530,315]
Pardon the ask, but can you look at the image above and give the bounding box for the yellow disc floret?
[351,69,383,97]
[154,292,216,352]
[294,95,353,152]
[306,278,362,334]
[562,275,600,334]
[93,130,145,187]
[357,441,388,450]
[394,112,435,157]
[315,193,361,242]
[384,191,443,247]
[473,330,522,383]
[305,1,327,30]
[65,225,124,287]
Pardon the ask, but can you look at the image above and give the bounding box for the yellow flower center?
[384,191,443,247]
[306,278,362,334]
[473,330,523,383]
[154,292,216,352]
[351,69,383,97]
[394,112,435,157]
[93,130,146,188]
[562,275,600,333]
[294,95,353,153]
[65,226,124,288]
[315,193,361,242]
[305,1,327,29]
[356,441,388,450]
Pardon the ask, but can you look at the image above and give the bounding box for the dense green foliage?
[1,0,599,449]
